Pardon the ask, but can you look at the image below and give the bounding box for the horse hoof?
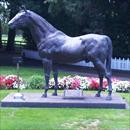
[106,95,112,100]
[52,92,57,96]
[95,93,101,97]
[42,93,47,98]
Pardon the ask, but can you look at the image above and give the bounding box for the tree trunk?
[0,20,2,48]
[6,9,16,51]
[6,28,16,51]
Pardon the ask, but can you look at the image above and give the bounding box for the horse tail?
[106,36,112,77]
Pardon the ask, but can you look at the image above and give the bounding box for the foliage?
[27,75,44,89]
[5,0,21,51]
[105,0,130,58]
[0,1,9,34]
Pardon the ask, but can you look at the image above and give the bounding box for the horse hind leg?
[92,59,106,97]
[105,73,112,100]
[93,59,112,100]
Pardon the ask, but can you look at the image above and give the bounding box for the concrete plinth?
[1,92,127,109]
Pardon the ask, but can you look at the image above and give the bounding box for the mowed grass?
[0,108,129,130]
[0,66,130,130]
[2,34,26,45]
[0,89,130,130]
[0,66,44,81]
[120,93,130,105]
[2,34,24,42]
[0,66,72,81]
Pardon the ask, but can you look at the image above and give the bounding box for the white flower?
[13,81,26,90]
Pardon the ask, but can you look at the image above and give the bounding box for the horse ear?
[19,5,27,13]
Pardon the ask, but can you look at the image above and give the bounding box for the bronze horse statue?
[8,8,113,100]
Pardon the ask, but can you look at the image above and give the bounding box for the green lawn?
[0,66,72,81]
[0,66,44,81]
[120,93,130,105]
[0,89,130,130]
[2,34,26,45]
[0,66,130,130]
[0,107,129,130]
[2,34,24,42]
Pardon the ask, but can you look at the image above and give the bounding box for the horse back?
[78,34,112,61]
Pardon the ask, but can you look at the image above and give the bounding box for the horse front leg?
[52,63,58,96]
[96,75,103,97]
[42,58,52,98]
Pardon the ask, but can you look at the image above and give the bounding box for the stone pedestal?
[1,92,127,109]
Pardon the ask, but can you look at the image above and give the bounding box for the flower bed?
[50,75,130,93]
[0,74,130,93]
[112,78,130,93]
[0,75,25,90]
[49,76,108,90]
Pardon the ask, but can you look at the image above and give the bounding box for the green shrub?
[27,75,44,89]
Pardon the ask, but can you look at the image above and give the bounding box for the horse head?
[8,7,31,29]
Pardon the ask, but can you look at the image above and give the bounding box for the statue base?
[1,92,127,109]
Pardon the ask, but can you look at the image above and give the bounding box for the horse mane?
[28,10,57,33]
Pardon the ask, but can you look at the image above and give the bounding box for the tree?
[0,0,10,48]
[0,3,3,48]
[0,20,2,48]
[45,0,106,35]
[6,9,16,51]
[106,0,130,57]
[6,0,21,51]
[0,2,5,48]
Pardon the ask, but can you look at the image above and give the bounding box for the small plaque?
[63,89,85,99]
[13,57,23,64]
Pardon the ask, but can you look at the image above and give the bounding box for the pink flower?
[89,78,99,90]
[71,78,80,89]
[0,76,6,88]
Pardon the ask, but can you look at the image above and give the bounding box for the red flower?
[0,76,6,88]
[103,80,108,88]
[70,78,80,89]
[5,75,17,89]
[89,78,99,90]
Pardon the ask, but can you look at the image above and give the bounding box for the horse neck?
[29,14,57,44]
[29,24,46,44]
